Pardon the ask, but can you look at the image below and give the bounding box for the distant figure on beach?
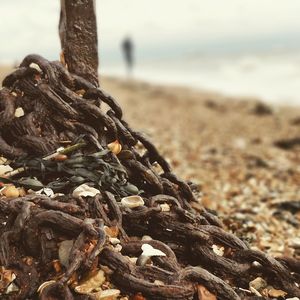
[121,37,134,76]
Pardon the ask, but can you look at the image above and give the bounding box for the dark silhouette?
[122,37,134,75]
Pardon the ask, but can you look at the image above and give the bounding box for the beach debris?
[74,269,106,294]
[266,287,287,298]
[249,277,267,296]
[58,240,74,268]
[35,187,55,197]
[14,107,25,118]
[72,184,101,198]
[121,195,144,208]
[136,244,166,266]
[0,54,299,300]
[159,203,170,212]
[251,102,273,115]
[5,282,19,294]
[18,178,44,190]
[0,164,13,176]
[0,267,16,293]
[107,140,122,155]
[37,280,56,294]
[91,289,120,299]
[29,62,42,73]
[1,185,19,198]
[109,237,120,245]
[104,225,119,238]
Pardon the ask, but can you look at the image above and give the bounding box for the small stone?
[212,244,224,256]
[289,238,300,249]
[160,203,171,212]
[267,288,287,298]
[249,277,267,292]
[14,107,25,118]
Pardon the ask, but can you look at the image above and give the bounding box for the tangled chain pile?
[0,55,299,300]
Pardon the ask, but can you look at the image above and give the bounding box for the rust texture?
[0,55,299,300]
[59,0,99,86]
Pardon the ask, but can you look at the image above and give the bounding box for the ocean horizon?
[101,49,300,107]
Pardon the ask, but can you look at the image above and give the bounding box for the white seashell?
[120,195,144,208]
[74,269,106,294]
[72,184,100,198]
[29,62,42,73]
[0,165,13,176]
[58,240,74,268]
[160,203,170,212]
[14,107,25,118]
[36,188,55,198]
[109,237,120,245]
[141,244,166,257]
[37,280,56,293]
[5,282,19,294]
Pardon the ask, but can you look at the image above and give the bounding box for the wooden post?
[59,0,99,86]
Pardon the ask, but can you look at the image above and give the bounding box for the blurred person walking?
[122,36,134,76]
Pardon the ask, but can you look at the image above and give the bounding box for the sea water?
[102,50,300,106]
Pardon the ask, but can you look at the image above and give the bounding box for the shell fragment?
[121,195,144,208]
[72,184,100,198]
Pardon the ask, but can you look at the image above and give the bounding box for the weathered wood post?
[59,0,99,86]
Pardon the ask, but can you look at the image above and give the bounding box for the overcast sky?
[0,0,300,63]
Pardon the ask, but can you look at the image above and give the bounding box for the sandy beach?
[102,76,300,258]
[1,68,300,258]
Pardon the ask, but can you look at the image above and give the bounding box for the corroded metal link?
[2,67,38,88]
[1,55,299,299]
